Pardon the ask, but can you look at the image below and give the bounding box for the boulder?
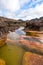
[22,52,43,65]
[19,36,43,55]
[0,59,6,65]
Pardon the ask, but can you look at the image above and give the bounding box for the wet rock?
[0,59,6,65]
[22,52,43,65]
[0,35,7,47]
[19,36,43,55]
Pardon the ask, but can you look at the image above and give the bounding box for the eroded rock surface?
[25,17,43,31]
[22,52,43,65]
[19,36,43,55]
[0,16,43,32]
[0,21,8,38]
[0,59,6,65]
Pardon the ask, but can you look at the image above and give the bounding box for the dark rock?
[0,16,43,38]
[25,17,43,31]
[0,21,9,38]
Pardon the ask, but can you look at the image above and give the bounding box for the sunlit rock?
[22,52,43,65]
[0,59,6,65]
[0,35,7,47]
[19,35,43,54]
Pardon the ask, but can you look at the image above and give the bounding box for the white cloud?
[20,0,30,6]
[0,0,43,20]
[19,0,42,7]
[0,11,2,14]
[0,0,20,12]
[0,10,3,16]
[15,3,43,20]
[4,12,14,19]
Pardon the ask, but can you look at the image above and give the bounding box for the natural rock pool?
[0,43,25,65]
[0,27,25,65]
[0,27,43,65]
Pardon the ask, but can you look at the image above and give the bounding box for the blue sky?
[0,0,43,20]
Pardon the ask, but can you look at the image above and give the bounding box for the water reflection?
[7,27,26,40]
[15,27,26,35]
[7,27,26,46]
[8,32,20,40]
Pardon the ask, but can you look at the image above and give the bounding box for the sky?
[0,0,43,20]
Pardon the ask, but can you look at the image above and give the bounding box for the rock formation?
[0,16,43,33]
[0,59,6,65]
[25,17,43,31]
[22,52,43,65]
[0,16,26,32]
[0,21,9,38]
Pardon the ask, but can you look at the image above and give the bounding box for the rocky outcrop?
[0,16,43,33]
[22,52,43,65]
[0,17,26,31]
[25,17,43,31]
[0,21,8,38]
[0,16,26,39]
[0,59,6,65]
[0,21,8,46]
[19,36,43,55]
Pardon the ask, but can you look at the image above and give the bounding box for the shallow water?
[0,43,25,65]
